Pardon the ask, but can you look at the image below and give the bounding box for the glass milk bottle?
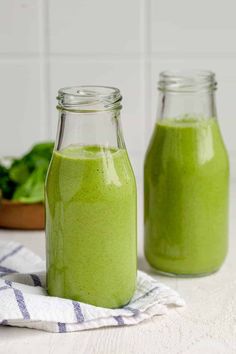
[46,86,137,307]
[144,71,229,276]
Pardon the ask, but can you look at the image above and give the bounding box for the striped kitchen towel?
[0,240,185,333]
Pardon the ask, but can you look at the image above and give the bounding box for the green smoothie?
[144,117,229,276]
[46,145,137,308]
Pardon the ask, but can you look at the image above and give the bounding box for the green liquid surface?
[46,145,137,308]
[144,117,229,275]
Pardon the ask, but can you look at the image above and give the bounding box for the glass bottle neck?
[55,86,125,152]
[55,109,125,151]
[157,90,217,121]
[157,70,217,121]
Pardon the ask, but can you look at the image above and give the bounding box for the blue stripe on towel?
[30,274,42,287]
[4,280,12,287]
[113,316,125,325]
[124,306,140,316]
[13,288,30,320]
[0,245,23,264]
[72,301,84,323]
[0,265,18,274]
[58,322,66,332]
[4,280,30,320]
[131,286,159,304]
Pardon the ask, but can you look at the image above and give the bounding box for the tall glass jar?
[46,86,137,308]
[144,71,229,276]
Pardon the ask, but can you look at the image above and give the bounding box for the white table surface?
[0,184,235,354]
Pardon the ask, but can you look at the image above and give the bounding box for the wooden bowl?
[0,199,45,230]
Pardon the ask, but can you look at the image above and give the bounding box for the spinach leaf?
[12,165,47,203]
[0,141,54,203]
[0,165,16,199]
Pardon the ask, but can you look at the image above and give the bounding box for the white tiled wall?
[0,0,236,180]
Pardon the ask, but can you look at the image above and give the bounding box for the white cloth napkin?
[0,240,185,333]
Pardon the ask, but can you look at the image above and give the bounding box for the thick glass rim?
[57,85,122,112]
[158,70,217,93]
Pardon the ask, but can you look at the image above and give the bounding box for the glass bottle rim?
[57,85,122,112]
[158,70,217,93]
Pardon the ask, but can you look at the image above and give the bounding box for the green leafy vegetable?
[12,165,47,203]
[0,142,54,204]
[0,165,16,199]
[9,161,30,184]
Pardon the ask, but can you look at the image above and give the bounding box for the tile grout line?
[1,51,236,60]
[38,0,50,140]
[141,0,152,147]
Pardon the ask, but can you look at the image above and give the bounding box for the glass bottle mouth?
[158,70,217,93]
[57,85,122,112]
